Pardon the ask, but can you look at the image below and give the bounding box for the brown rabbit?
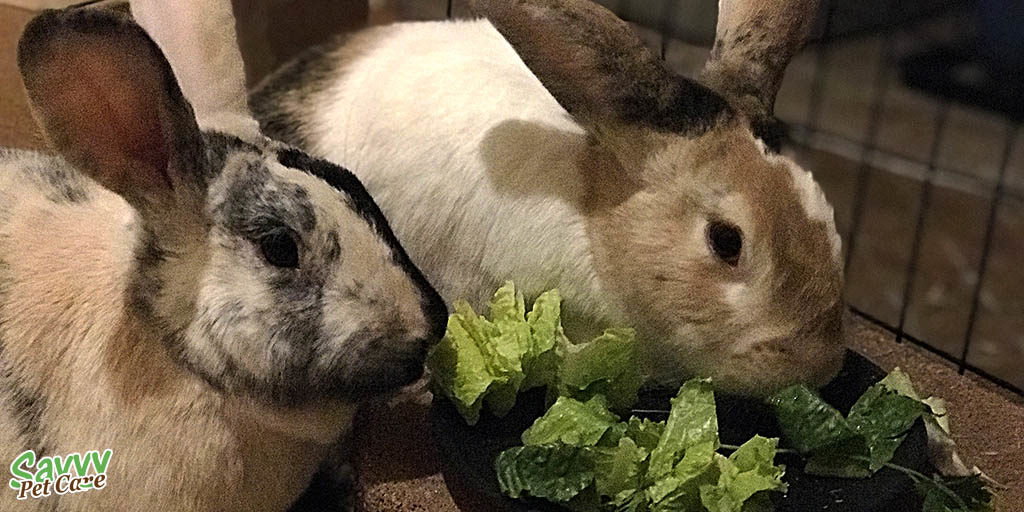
[249,0,844,396]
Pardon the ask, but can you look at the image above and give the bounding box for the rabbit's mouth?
[333,364,425,400]
[322,341,429,400]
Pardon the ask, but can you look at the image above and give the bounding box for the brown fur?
[472,0,730,135]
[700,0,821,120]
[582,120,843,393]
[465,0,843,393]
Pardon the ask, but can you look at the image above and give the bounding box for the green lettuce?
[768,384,873,478]
[496,444,596,502]
[428,282,563,424]
[645,441,719,510]
[557,327,645,411]
[769,369,994,510]
[881,368,978,478]
[495,378,785,512]
[523,288,566,389]
[698,436,787,512]
[647,379,719,481]
[436,284,993,511]
[522,396,620,447]
[428,282,643,424]
[625,417,667,453]
[917,474,994,512]
[847,384,930,471]
[593,437,647,499]
[769,371,937,477]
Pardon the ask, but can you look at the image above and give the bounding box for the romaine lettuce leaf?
[522,396,620,447]
[770,371,939,478]
[558,327,645,411]
[429,282,644,425]
[846,383,929,471]
[426,308,496,424]
[428,282,561,423]
[496,377,787,512]
[480,285,534,417]
[625,416,667,453]
[647,378,719,481]
[769,384,872,478]
[523,289,566,390]
[427,297,524,424]
[488,280,527,324]
[768,385,858,454]
[698,436,787,512]
[495,444,596,502]
[917,474,994,512]
[593,437,647,499]
[646,440,719,508]
[881,368,977,478]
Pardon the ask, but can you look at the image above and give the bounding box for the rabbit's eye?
[259,229,300,269]
[707,221,742,266]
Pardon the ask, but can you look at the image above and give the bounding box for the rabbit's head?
[475,0,843,395]
[18,8,447,405]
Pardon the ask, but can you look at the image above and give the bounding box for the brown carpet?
[0,4,1019,510]
[0,5,41,150]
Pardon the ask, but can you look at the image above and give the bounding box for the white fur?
[754,135,841,264]
[130,0,261,138]
[301,20,627,333]
[784,159,842,263]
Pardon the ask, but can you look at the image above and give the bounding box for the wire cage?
[415,0,1023,396]
[777,1,1024,398]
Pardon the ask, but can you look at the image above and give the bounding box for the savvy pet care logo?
[8,449,112,500]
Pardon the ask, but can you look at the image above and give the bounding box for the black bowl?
[429,350,931,512]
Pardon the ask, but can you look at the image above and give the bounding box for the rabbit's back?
[0,150,136,302]
[254,19,567,157]
[0,150,136,511]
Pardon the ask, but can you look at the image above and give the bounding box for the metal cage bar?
[839,29,896,275]
[803,0,837,132]
[851,306,1023,394]
[659,0,677,60]
[787,124,1024,202]
[894,100,951,344]
[959,123,1019,375]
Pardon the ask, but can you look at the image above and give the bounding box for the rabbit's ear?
[130,0,260,137]
[699,0,820,122]
[18,8,207,213]
[472,0,728,135]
